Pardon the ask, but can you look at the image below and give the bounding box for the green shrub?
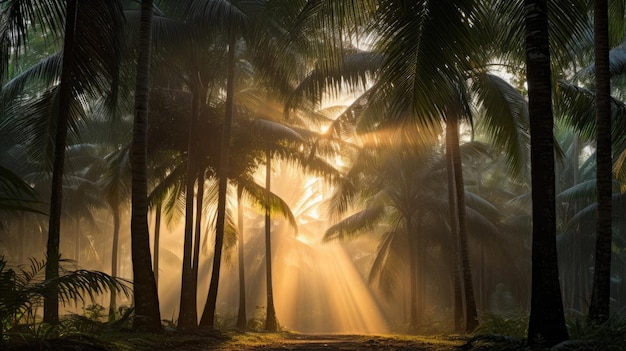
[474,310,529,339]
[558,314,626,351]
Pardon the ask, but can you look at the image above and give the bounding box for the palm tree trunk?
[448,115,478,333]
[406,216,418,328]
[109,205,120,321]
[446,122,464,333]
[236,185,247,330]
[524,0,568,346]
[130,0,161,331]
[44,0,78,324]
[417,216,427,322]
[191,172,204,304]
[589,0,612,324]
[264,149,278,331]
[178,90,201,331]
[153,203,162,287]
[199,25,236,329]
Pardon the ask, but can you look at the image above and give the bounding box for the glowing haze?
[148,159,388,334]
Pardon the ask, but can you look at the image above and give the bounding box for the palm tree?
[446,113,478,332]
[99,147,131,321]
[43,0,78,323]
[199,22,237,328]
[589,0,612,323]
[0,0,126,323]
[130,0,161,330]
[325,124,514,329]
[523,0,569,346]
[445,124,464,333]
[235,184,247,330]
[263,148,278,331]
[178,70,208,332]
[281,1,537,332]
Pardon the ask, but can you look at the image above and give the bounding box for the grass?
[4,305,626,350]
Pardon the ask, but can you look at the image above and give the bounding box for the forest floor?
[153,332,466,351]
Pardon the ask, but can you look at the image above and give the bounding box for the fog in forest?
[3,4,626,351]
[0,150,534,334]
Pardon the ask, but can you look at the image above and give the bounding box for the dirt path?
[169,333,464,351]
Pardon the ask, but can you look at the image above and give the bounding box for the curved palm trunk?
[109,205,121,321]
[199,26,236,329]
[130,0,161,331]
[448,115,478,333]
[264,149,278,332]
[44,0,78,324]
[524,0,568,346]
[236,185,247,330]
[446,120,464,333]
[589,0,612,324]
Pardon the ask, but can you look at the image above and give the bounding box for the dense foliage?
[1,0,625,349]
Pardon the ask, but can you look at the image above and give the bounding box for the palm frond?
[575,45,626,79]
[286,51,382,111]
[372,0,480,126]
[238,177,298,231]
[557,80,626,154]
[0,0,65,78]
[323,204,385,242]
[1,52,62,105]
[471,72,530,177]
[367,224,403,298]
[0,256,130,333]
[164,0,264,35]
[99,145,131,208]
[0,163,43,216]
[251,118,304,145]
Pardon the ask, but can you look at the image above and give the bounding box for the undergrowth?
[464,312,626,350]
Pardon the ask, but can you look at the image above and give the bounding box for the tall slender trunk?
[264,149,278,331]
[109,205,120,321]
[130,0,161,330]
[448,115,478,333]
[446,120,464,333]
[416,216,427,321]
[589,0,612,324]
[153,203,161,287]
[199,26,236,329]
[191,173,204,309]
[236,185,247,330]
[178,88,201,331]
[44,0,78,324]
[524,0,568,346]
[406,215,418,328]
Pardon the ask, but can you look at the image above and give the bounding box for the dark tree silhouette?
[589,0,612,324]
[524,0,569,347]
[130,0,162,330]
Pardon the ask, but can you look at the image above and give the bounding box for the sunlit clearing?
[146,160,389,334]
[244,161,388,333]
[268,227,388,334]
